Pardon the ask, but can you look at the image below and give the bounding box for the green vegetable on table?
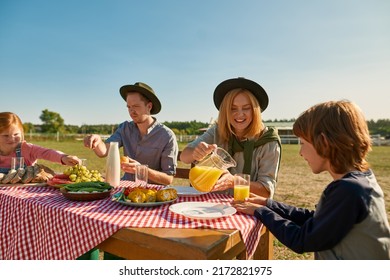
[63,181,113,193]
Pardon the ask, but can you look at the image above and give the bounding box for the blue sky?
[1,0,389,125]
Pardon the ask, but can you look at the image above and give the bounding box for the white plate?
[164,186,207,197]
[169,202,236,220]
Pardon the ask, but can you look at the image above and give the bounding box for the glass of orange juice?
[234,174,250,201]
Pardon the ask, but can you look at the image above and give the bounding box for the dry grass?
[34,141,390,260]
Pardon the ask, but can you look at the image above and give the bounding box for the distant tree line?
[163,120,209,135]
[367,119,390,138]
[22,109,390,137]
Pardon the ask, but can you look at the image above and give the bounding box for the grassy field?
[32,140,390,260]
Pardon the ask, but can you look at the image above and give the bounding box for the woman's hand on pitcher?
[192,142,217,162]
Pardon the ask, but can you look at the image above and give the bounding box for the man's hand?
[83,134,102,150]
[120,157,141,174]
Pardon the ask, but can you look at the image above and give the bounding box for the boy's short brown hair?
[292,100,371,173]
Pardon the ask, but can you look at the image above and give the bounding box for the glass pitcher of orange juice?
[189,147,236,192]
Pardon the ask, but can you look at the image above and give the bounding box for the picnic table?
[0,181,272,260]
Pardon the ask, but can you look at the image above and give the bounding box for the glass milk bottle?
[105,142,120,187]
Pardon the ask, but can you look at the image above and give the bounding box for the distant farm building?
[265,122,298,144]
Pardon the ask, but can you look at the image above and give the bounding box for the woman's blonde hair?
[0,112,24,138]
[217,89,264,142]
[293,100,371,173]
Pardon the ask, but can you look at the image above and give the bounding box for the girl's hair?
[0,112,24,137]
[217,89,264,142]
[293,100,371,173]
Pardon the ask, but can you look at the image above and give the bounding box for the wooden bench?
[174,151,191,179]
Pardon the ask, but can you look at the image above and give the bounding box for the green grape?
[64,164,104,183]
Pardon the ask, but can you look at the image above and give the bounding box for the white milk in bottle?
[105,142,120,187]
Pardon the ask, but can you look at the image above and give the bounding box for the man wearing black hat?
[84,82,178,185]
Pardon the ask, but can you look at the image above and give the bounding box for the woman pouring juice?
[180,77,281,198]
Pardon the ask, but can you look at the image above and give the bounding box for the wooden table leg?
[253,226,273,260]
[236,226,273,260]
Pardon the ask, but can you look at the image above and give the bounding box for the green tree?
[367,119,390,136]
[163,120,209,135]
[39,109,65,133]
[23,122,35,133]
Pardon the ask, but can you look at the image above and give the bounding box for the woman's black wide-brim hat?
[213,77,269,112]
[119,82,161,114]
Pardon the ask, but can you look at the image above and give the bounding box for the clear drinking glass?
[234,173,250,201]
[80,158,87,166]
[135,164,148,187]
[11,157,24,170]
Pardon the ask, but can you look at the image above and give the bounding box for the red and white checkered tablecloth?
[0,181,262,260]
